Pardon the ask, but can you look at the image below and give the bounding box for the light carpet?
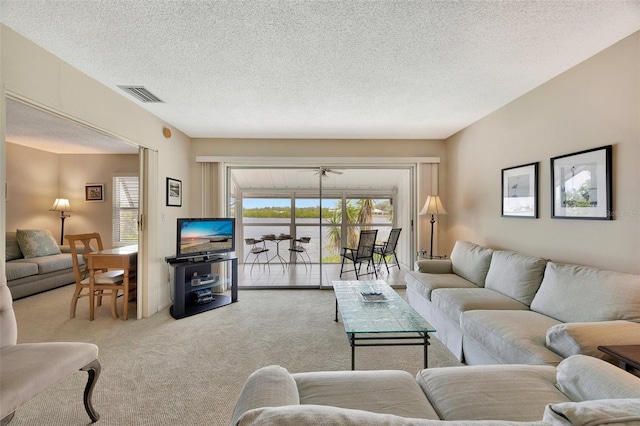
[10,284,462,425]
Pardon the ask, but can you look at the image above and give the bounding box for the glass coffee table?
[333,280,436,370]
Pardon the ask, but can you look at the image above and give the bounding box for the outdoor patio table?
[262,234,292,270]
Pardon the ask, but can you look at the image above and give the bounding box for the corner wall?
[445,32,640,274]
[1,24,192,315]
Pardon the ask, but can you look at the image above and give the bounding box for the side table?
[597,345,640,375]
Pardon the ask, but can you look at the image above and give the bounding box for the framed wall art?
[501,162,538,218]
[166,177,182,207]
[551,145,612,220]
[85,183,104,202]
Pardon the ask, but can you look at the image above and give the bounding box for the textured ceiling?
[6,99,139,154]
[2,0,640,143]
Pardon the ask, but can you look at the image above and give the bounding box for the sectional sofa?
[405,240,640,365]
[5,230,83,299]
[231,354,640,425]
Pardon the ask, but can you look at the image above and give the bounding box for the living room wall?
[190,138,447,255]
[1,24,192,316]
[444,32,640,274]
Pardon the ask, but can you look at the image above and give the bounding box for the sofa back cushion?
[15,230,61,259]
[485,250,547,306]
[5,232,23,261]
[450,241,493,287]
[530,262,640,323]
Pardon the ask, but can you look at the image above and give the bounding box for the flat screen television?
[176,218,235,260]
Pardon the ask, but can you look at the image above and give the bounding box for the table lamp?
[419,195,447,259]
[50,198,71,245]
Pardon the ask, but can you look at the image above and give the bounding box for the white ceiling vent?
[118,86,164,103]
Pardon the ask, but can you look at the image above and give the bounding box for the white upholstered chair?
[0,264,101,424]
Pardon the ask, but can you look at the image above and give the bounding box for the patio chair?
[244,238,270,272]
[374,228,402,273]
[288,237,311,271]
[0,269,101,424]
[339,229,378,280]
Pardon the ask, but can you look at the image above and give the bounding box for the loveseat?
[5,230,84,299]
[231,354,640,425]
[405,240,640,365]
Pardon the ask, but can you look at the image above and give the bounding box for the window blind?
[112,175,139,246]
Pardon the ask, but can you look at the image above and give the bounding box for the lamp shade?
[419,195,447,216]
[50,198,72,212]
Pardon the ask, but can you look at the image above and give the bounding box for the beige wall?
[5,143,138,247]
[5,143,60,233]
[191,138,447,253]
[445,32,640,274]
[58,153,138,247]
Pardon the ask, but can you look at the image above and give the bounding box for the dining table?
[86,244,137,320]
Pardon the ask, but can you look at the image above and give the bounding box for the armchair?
[0,268,101,424]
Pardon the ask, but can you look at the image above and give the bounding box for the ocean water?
[241,217,392,263]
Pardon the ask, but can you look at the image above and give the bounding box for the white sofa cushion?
[450,241,493,287]
[416,364,568,422]
[546,320,640,359]
[461,310,563,365]
[555,355,640,402]
[432,288,529,325]
[237,404,549,426]
[230,365,300,426]
[293,369,439,420]
[543,399,640,426]
[405,271,478,302]
[484,250,547,306]
[530,262,640,323]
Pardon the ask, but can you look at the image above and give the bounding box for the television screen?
[176,218,235,259]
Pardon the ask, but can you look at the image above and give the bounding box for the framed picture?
[166,177,182,207]
[551,145,612,220]
[85,183,104,202]
[501,162,538,218]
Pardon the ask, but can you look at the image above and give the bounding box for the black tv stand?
[167,256,238,319]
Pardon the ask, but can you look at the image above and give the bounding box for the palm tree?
[357,199,374,230]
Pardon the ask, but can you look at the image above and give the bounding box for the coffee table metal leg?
[423,333,429,368]
[350,333,356,370]
[335,299,338,322]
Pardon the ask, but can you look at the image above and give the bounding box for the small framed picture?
[501,163,538,218]
[166,177,182,207]
[551,145,612,220]
[85,183,105,202]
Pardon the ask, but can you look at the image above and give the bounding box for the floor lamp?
[50,198,71,245]
[419,195,447,259]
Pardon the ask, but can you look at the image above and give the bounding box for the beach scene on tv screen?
[180,220,233,254]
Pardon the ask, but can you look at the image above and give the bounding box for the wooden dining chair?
[66,233,125,320]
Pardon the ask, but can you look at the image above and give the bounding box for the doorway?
[3,97,155,319]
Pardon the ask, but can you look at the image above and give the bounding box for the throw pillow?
[16,229,61,259]
[5,232,24,261]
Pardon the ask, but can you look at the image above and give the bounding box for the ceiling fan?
[299,168,343,177]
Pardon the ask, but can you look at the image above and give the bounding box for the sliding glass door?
[228,165,412,287]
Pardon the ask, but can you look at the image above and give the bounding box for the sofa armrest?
[231,365,300,426]
[414,259,453,274]
[546,320,640,359]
